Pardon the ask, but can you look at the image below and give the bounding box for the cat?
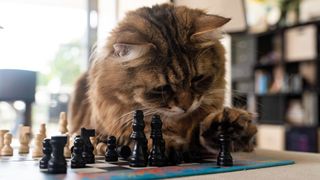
[68,3,257,156]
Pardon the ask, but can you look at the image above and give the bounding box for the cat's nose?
[177,91,193,112]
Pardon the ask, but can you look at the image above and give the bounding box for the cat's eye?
[150,85,172,94]
[192,75,205,82]
[192,75,213,92]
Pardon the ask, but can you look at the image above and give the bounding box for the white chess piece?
[90,136,97,155]
[0,129,9,150]
[32,134,43,158]
[18,126,31,154]
[96,142,107,156]
[39,123,46,139]
[59,112,68,134]
[1,133,13,156]
[64,134,71,158]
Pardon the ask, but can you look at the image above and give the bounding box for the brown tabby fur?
[69,4,257,156]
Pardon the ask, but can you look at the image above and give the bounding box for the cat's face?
[91,4,229,117]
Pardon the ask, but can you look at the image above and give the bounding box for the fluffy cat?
[69,4,257,156]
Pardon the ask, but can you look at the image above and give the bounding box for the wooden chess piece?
[80,128,95,164]
[48,136,67,174]
[96,142,107,156]
[0,129,9,150]
[32,134,44,158]
[149,114,166,166]
[90,136,97,155]
[18,126,31,154]
[64,134,71,158]
[40,138,52,169]
[39,123,47,139]
[1,133,13,156]
[129,110,148,167]
[217,109,233,166]
[71,136,86,168]
[105,136,118,162]
[59,112,68,134]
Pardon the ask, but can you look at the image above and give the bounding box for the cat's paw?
[200,107,257,152]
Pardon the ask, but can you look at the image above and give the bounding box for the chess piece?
[0,129,9,150]
[39,138,52,169]
[217,133,233,166]
[58,112,68,134]
[39,123,47,139]
[96,142,107,156]
[18,126,31,154]
[168,148,183,165]
[64,134,71,158]
[117,145,131,159]
[71,136,86,168]
[80,128,95,164]
[105,136,118,162]
[48,136,67,174]
[129,110,148,167]
[90,136,97,155]
[148,114,166,166]
[217,109,233,166]
[1,133,13,156]
[32,134,44,158]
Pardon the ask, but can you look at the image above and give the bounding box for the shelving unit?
[231,21,320,153]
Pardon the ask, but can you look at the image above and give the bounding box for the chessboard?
[0,152,294,180]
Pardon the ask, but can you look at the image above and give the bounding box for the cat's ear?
[112,43,154,62]
[191,15,230,44]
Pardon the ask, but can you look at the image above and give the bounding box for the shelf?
[255,91,318,97]
[284,59,319,64]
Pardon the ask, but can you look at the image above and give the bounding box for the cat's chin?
[157,108,190,118]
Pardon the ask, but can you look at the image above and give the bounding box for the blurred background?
[0,0,320,153]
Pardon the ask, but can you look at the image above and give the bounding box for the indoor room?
[0,0,319,179]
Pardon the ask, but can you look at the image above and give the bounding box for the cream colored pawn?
[39,123,47,139]
[96,142,107,156]
[90,136,97,155]
[64,135,71,158]
[1,133,13,156]
[0,130,9,150]
[32,134,43,158]
[59,112,68,134]
[18,126,31,154]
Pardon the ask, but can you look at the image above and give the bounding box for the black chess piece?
[48,136,67,174]
[149,114,166,166]
[117,145,131,159]
[168,148,183,165]
[129,110,148,167]
[217,133,233,166]
[71,136,86,168]
[81,128,95,164]
[39,138,52,169]
[105,136,118,162]
[217,110,233,166]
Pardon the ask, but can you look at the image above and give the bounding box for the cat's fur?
[69,4,257,155]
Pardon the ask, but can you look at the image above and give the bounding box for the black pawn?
[117,145,131,160]
[217,133,233,166]
[39,138,52,169]
[105,136,118,162]
[168,148,183,165]
[81,128,95,164]
[48,136,67,174]
[217,110,233,167]
[71,136,86,168]
[129,110,148,167]
[148,114,166,166]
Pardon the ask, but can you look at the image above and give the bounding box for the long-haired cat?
[69,4,257,157]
